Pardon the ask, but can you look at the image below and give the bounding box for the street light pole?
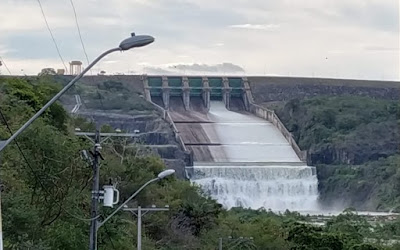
[137,206,142,249]
[0,33,155,250]
[123,205,170,250]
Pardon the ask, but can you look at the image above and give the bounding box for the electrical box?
[103,185,119,208]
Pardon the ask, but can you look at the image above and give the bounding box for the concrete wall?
[55,75,145,93]
[241,77,307,161]
[146,98,193,166]
[249,103,307,162]
[248,76,400,102]
[46,75,399,103]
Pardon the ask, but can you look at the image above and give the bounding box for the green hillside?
[0,76,399,249]
[274,96,400,211]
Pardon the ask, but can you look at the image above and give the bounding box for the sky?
[0,0,399,80]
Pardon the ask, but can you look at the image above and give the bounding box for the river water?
[191,101,319,211]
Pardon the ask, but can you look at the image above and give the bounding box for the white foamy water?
[191,101,320,211]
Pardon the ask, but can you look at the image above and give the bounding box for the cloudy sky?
[0,0,398,80]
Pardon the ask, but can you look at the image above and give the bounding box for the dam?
[143,75,319,211]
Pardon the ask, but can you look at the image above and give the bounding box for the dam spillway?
[188,101,318,211]
[144,76,319,211]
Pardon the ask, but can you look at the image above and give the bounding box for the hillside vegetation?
[56,76,153,112]
[274,96,400,211]
[0,77,399,249]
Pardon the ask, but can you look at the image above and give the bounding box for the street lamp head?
[157,169,175,179]
[119,33,155,51]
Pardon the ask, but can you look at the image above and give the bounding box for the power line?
[0,56,12,75]
[0,109,47,192]
[0,109,99,222]
[68,0,97,123]
[36,0,68,74]
[69,0,90,68]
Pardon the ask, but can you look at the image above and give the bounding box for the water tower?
[69,61,83,75]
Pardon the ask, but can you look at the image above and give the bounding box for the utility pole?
[137,206,142,249]
[75,128,145,250]
[0,186,3,250]
[76,129,172,249]
[89,130,101,250]
[76,129,109,250]
[124,205,170,250]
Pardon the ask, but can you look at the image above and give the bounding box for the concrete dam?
[144,76,319,211]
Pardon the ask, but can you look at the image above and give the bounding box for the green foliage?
[287,223,344,250]
[318,155,400,211]
[71,80,153,112]
[100,124,114,133]
[71,116,96,132]
[38,68,56,76]
[275,95,400,211]
[0,77,68,132]
[277,96,399,165]
[349,244,379,250]
[1,77,399,249]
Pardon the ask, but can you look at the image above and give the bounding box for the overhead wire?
[0,56,12,75]
[0,108,100,222]
[0,109,48,192]
[68,0,99,122]
[69,0,90,68]
[36,0,69,74]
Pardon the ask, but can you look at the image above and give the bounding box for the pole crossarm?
[123,205,169,250]
[75,132,146,137]
[74,132,148,145]
[123,207,169,212]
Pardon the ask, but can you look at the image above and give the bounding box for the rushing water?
[191,101,319,211]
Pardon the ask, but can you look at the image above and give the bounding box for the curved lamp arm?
[0,47,121,152]
[97,177,159,230]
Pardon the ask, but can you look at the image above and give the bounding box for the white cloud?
[168,63,245,73]
[0,0,398,80]
[363,45,399,52]
[229,24,280,31]
[0,57,66,76]
[0,1,73,32]
[103,60,118,64]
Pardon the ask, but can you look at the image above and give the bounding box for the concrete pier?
[182,76,190,110]
[142,75,152,102]
[242,77,251,111]
[161,76,170,109]
[222,77,231,109]
[202,77,211,110]
[146,75,249,112]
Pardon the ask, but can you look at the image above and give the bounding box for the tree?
[38,68,57,76]
[287,223,343,250]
